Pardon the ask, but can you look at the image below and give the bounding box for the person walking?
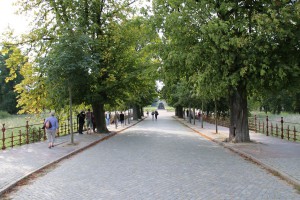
[77,111,85,134]
[106,112,110,126]
[120,111,125,127]
[92,112,96,133]
[151,111,155,121]
[43,111,59,149]
[155,110,159,120]
[86,109,93,134]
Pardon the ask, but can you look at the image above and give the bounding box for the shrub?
[0,111,11,119]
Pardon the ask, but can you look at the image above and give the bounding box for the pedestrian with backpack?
[43,111,59,149]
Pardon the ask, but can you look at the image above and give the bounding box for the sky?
[0,0,29,36]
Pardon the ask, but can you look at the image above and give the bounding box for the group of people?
[105,111,125,127]
[42,109,134,149]
[151,110,159,120]
[77,109,96,134]
[146,110,159,120]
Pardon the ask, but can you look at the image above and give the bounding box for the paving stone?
[5,111,300,199]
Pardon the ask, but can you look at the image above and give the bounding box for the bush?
[0,111,11,119]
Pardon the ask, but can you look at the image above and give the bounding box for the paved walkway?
[176,115,300,188]
[1,111,300,199]
[0,119,143,197]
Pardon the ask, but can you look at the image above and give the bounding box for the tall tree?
[0,46,24,114]
[8,0,158,133]
[152,0,300,142]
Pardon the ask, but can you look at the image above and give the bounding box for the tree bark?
[188,104,192,123]
[133,105,138,120]
[229,84,250,142]
[140,107,144,117]
[177,105,183,118]
[68,85,74,144]
[215,99,218,134]
[92,102,109,133]
[193,107,196,125]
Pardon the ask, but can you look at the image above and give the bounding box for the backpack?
[45,120,52,129]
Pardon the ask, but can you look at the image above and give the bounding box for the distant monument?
[158,102,165,110]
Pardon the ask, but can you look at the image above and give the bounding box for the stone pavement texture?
[1,111,300,199]
[0,119,141,197]
[177,116,300,189]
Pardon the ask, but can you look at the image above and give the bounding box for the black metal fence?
[249,116,300,142]
[203,115,300,142]
[1,118,78,150]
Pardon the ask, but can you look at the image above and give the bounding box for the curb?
[0,118,145,197]
[173,116,300,189]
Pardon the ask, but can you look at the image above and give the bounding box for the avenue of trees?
[1,0,159,134]
[152,0,300,142]
[0,0,299,142]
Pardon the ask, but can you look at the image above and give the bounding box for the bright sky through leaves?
[0,0,29,36]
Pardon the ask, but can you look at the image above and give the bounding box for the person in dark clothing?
[120,111,125,127]
[92,112,96,132]
[154,110,159,120]
[77,111,85,134]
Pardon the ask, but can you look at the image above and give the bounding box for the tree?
[152,0,300,142]
[8,0,158,133]
[0,46,24,114]
[41,31,91,143]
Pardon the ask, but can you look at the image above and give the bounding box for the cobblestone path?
[7,113,300,199]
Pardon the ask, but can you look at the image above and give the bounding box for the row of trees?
[1,0,159,134]
[152,0,300,142]
[1,1,299,143]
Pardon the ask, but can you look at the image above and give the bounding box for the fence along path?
[1,112,132,150]
[1,119,77,150]
[201,115,300,142]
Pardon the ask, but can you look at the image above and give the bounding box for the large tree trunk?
[188,104,192,123]
[133,105,139,120]
[215,99,218,134]
[140,107,144,118]
[92,102,109,133]
[68,85,74,144]
[177,105,183,118]
[229,84,250,142]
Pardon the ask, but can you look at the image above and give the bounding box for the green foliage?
[153,0,300,105]
[2,0,160,119]
[0,48,23,114]
[152,0,300,141]
[0,110,11,119]
[41,30,91,109]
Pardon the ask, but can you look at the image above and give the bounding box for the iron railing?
[1,118,78,150]
[202,115,300,142]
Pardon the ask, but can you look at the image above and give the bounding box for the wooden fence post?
[254,115,257,133]
[26,121,29,144]
[11,131,14,148]
[281,117,284,139]
[2,124,6,150]
[19,130,22,146]
[294,126,296,142]
[287,125,290,140]
[266,116,269,136]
